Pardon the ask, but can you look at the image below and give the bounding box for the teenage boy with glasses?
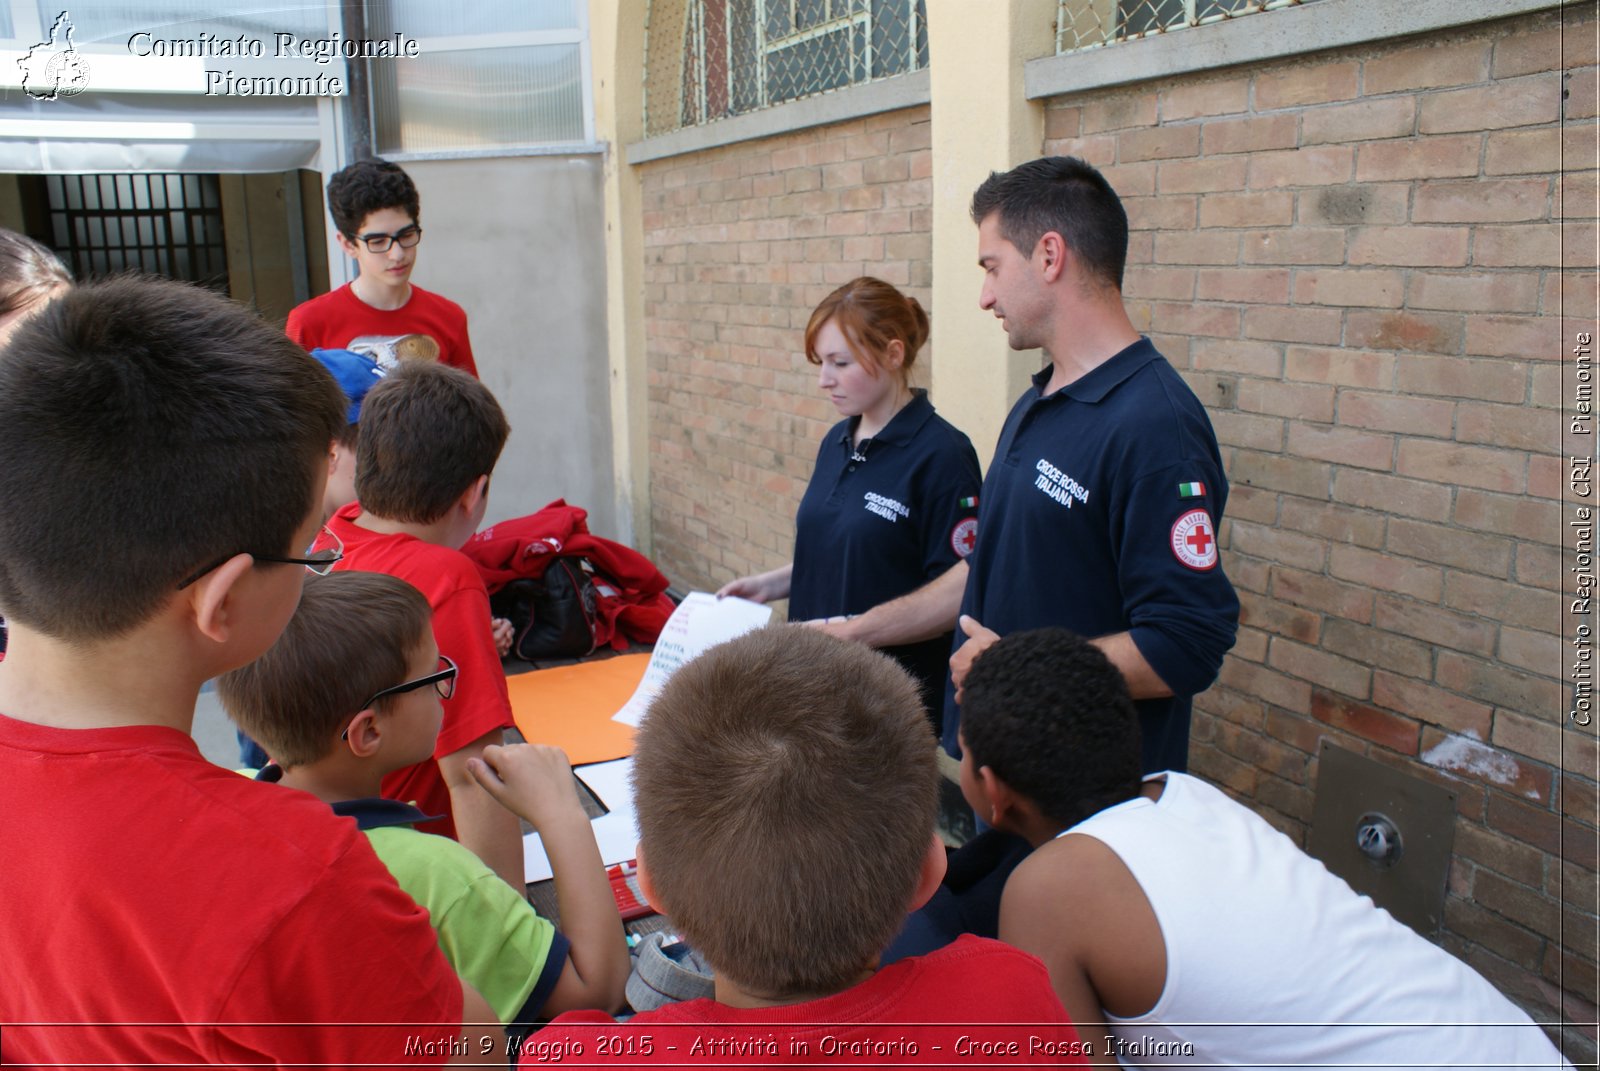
[221,571,628,1040]
[287,157,479,376]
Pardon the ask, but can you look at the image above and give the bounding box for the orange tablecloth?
[505,653,646,766]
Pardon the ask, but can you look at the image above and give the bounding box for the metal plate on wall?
[1306,744,1457,936]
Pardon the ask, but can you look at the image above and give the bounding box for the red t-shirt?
[286,282,478,377]
[537,936,1088,1068]
[0,713,461,1068]
[326,503,514,838]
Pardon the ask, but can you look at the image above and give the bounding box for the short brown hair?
[804,276,929,386]
[635,625,937,999]
[355,361,509,524]
[0,276,345,641]
[218,571,432,767]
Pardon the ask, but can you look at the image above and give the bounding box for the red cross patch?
[950,517,978,559]
[1170,508,1218,571]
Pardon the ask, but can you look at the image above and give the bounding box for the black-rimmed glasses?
[176,527,343,590]
[348,225,422,253]
[343,655,458,739]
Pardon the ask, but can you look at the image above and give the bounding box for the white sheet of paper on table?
[610,592,773,728]
[521,757,641,885]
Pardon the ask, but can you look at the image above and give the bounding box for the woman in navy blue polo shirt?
[717,277,981,724]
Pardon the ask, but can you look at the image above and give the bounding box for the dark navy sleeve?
[1113,463,1239,698]
[915,422,983,580]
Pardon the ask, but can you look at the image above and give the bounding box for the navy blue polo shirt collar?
[252,765,441,830]
[1032,337,1160,404]
[832,388,936,448]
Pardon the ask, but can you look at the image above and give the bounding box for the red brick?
[1123,266,1196,301]
[1499,625,1564,678]
[1238,590,1321,644]
[1494,710,1567,767]
[1303,97,1416,145]
[1299,184,1409,226]
[1348,226,1470,267]
[1396,355,1527,402]
[1337,390,1454,436]
[1189,746,1259,797]
[1570,65,1600,121]
[1145,301,1240,338]
[1527,453,1566,499]
[1044,106,1081,141]
[1364,40,1491,95]
[1443,898,1546,972]
[1464,315,1563,359]
[1389,517,1514,578]
[1511,541,1561,591]
[1124,195,1198,233]
[1255,61,1360,110]
[1494,25,1593,77]
[1230,450,1338,501]
[1082,92,1159,134]
[1286,423,1394,471]
[1438,648,1566,718]
[1309,689,1416,752]
[1190,337,1283,377]
[1410,271,1543,314]
[1279,498,1386,548]
[1457,401,1560,453]
[1201,114,1298,155]
[1477,218,1573,270]
[1158,157,1249,195]
[1333,470,1453,523]
[1212,410,1287,454]
[1284,347,1392,389]
[1483,128,1560,177]
[1413,180,1552,224]
[1270,565,1375,623]
[1225,485,1279,527]
[1048,134,1118,167]
[1197,191,1294,229]
[1100,162,1157,198]
[1256,776,1315,822]
[1421,728,1556,806]
[1561,773,1600,829]
[1161,76,1250,120]
[1195,268,1290,304]
[1236,380,1336,423]
[1243,307,1343,346]
[1121,125,1202,163]
[1218,658,1313,715]
[1474,868,1563,939]
[1356,135,1483,182]
[1294,269,1404,308]
[1559,169,1600,220]
[1397,440,1527,494]
[1374,671,1494,738]
[1330,543,1444,602]
[1420,74,1564,134]
[1240,228,1346,265]
[1487,793,1565,854]
[1456,818,1552,888]
[1323,618,1433,678]
[1345,311,1465,355]
[1229,521,1327,572]
[1152,230,1239,265]
[1248,147,1354,189]
[1543,270,1600,318]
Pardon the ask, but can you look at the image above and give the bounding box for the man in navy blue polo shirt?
[820,156,1237,775]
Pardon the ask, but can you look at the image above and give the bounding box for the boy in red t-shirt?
[322,360,522,888]
[535,626,1087,1068]
[288,158,478,377]
[0,276,491,1065]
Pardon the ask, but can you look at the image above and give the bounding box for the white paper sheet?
[610,592,773,727]
[522,758,641,885]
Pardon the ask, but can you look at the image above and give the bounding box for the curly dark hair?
[326,158,420,237]
[969,156,1128,290]
[961,627,1143,829]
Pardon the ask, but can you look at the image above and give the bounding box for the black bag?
[488,557,599,660]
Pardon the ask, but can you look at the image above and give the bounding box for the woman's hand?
[715,563,792,604]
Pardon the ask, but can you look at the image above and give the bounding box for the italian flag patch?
[1178,481,1205,499]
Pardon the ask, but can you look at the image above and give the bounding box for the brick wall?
[639,106,933,596]
[1043,6,1596,1048]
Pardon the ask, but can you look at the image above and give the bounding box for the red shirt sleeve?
[432,584,513,758]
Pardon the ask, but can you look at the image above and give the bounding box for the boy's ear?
[342,708,382,758]
[907,833,949,912]
[634,843,667,914]
[977,765,1021,829]
[334,230,359,258]
[455,474,489,518]
[187,554,257,644]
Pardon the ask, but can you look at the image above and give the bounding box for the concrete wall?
[399,155,617,536]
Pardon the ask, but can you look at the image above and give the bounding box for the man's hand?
[950,615,1000,704]
[467,742,587,831]
[490,617,514,659]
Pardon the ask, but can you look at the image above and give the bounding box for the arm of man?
[810,558,967,647]
[439,729,526,890]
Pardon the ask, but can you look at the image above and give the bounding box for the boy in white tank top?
[959,627,1571,1070]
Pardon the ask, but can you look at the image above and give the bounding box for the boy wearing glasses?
[0,276,486,1065]
[287,157,479,376]
[321,360,525,889]
[221,571,629,1037]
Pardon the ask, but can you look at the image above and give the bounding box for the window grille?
[644,0,928,137]
[44,173,229,291]
[1057,0,1320,54]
